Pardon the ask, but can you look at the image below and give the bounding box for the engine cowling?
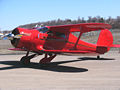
[11,28,20,47]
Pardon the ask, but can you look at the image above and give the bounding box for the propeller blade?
[2,33,23,40]
[2,32,30,40]
[14,34,23,38]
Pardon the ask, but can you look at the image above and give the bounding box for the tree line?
[19,16,120,30]
[1,16,120,34]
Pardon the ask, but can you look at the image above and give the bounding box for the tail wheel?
[97,55,100,59]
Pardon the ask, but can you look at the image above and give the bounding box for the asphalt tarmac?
[0,51,120,90]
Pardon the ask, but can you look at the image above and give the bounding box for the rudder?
[97,29,113,47]
[96,29,113,54]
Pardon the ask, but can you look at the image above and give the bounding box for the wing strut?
[73,32,83,49]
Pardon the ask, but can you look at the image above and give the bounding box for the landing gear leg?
[97,55,100,59]
[20,51,37,65]
[39,53,57,64]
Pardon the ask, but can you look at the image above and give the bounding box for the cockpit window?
[55,32,66,38]
[37,27,49,33]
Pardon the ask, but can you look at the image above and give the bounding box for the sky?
[0,0,120,30]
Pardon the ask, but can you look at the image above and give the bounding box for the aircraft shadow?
[0,60,88,73]
[78,57,115,61]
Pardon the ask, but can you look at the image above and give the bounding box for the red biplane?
[8,23,120,65]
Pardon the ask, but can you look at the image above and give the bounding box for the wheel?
[20,56,30,65]
[97,56,100,59]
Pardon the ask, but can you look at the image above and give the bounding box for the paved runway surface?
[0,51,120,90]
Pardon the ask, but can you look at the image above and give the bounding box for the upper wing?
[47,23,112,33]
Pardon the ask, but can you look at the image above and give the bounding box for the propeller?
[2,33,23,40]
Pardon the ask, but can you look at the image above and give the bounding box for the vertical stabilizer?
[96,29,113,54]
[97,29,113,47]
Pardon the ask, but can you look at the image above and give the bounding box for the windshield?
[37,27,49,33]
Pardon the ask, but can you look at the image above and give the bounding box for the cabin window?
[72,31,100,44]
[37,27,49,33]
[55,32,66,38]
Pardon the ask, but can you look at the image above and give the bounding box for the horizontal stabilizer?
[110,44,120,48]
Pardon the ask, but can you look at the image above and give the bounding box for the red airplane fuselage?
[11,27,110,55]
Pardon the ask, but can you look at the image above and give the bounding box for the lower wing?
[9,48,96,54]
[43,50,93,53]
[9,48,27,51]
